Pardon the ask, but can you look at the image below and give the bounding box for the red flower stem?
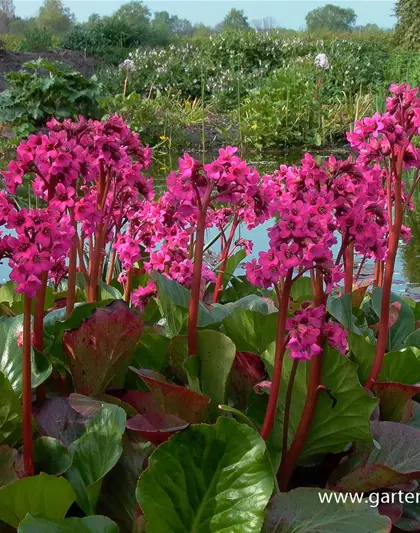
[22,295,34,476]
[365,153,405,390]
[278,270,324,490]
[344,241,354,293]
[66,211,77,319]
[260,270,293,440]
[124,268,133,304]
[187,184,213,356]
[106,248,117,285]
[281,359,299,459]
[212,216,239,303]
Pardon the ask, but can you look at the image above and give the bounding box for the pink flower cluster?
[131,281,157,311]
[286,304,347,361]
[0,192,73,297]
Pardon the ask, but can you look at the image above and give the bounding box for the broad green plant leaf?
[372,382,420,423]
[0,315,52,395]
[221,249,246,289]
[130,328,169,374]
[63,300,143,395]
[256,345,376,466]
[380,348,420,384]
[262,488,391,532]
[34,437,73,475]
[405,329,420,349]
[327,292,362,334]
[65,404,126,515]
[290,276,313,302]
[223,308,278,354]
[0,372,21,446]
[372,288,415,351]
[348,331,375,384]
[137,417,273,533]
[196,330,237,419]
[0,473,75,528]
[18,515,119,533]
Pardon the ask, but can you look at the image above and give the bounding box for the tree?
[252,17,277,31]
[395,0,420,50]
[219,8,250,31]
[0,0,15,32]
[112,0,151,45]
[0,0,15,18]
[36,0,74,35]
[305,4,357,33]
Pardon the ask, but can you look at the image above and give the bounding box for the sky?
[14,0,397,29]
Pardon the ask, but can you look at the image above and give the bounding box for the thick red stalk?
[278,270,324,490]
[22,295,34,476]
[187,184,213,356]
[124,268,133,304]
[212,216,239,303]
[365,163,404,390]
[106,248,117,285]
[344,242,354,293]
[281,359,299,458]
[260,270,293,441]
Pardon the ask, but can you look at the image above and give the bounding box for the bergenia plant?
[0,86,419,533]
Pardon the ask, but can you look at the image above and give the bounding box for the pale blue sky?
[14,0,397,28]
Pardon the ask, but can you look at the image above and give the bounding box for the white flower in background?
[119,59,136,73]
[314,53,329,70]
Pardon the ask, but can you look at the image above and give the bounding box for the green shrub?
[0,58,104,126]
[19,27,55,52]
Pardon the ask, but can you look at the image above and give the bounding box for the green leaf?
[98,438,150,532]
[34,437,72,476]
[327,293,362,334]
[405,329,420,349]
[0,473,76,528]
[372,288,415,351]
[290,276,313,302]
[255,345,376,466]
[222,249,246,289]
[380,348,420,384]
[262,488,391,533]
[0,315,52,395]
[348,332,375,384]
[223,308,278,354]
[137,418,274,533]
[18,515,119,533]
[196,330,237,419]
[65,404,126,515]
[130,328,169,373]
[0,372,21,446]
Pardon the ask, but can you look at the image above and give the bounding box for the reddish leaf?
[115,390,160,415]
[373,382,420,423]
[130,368,209,423]
[68,393,137,418]
[230,352,266,408]
[378,501,404,525]
[63,301,144,395]
[33,398,87,446]
[126,413,189,446]
[371,302,402,333]
[352,279,372,308]
[329,422,420,493]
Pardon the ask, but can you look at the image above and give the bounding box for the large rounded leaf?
[18,515,119,533]
[0,446,22,488]
[262,488,391,532]
[0,473,75,528]
[34,437,72,475]
[65,404,126,515]
[137,417,273,533]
